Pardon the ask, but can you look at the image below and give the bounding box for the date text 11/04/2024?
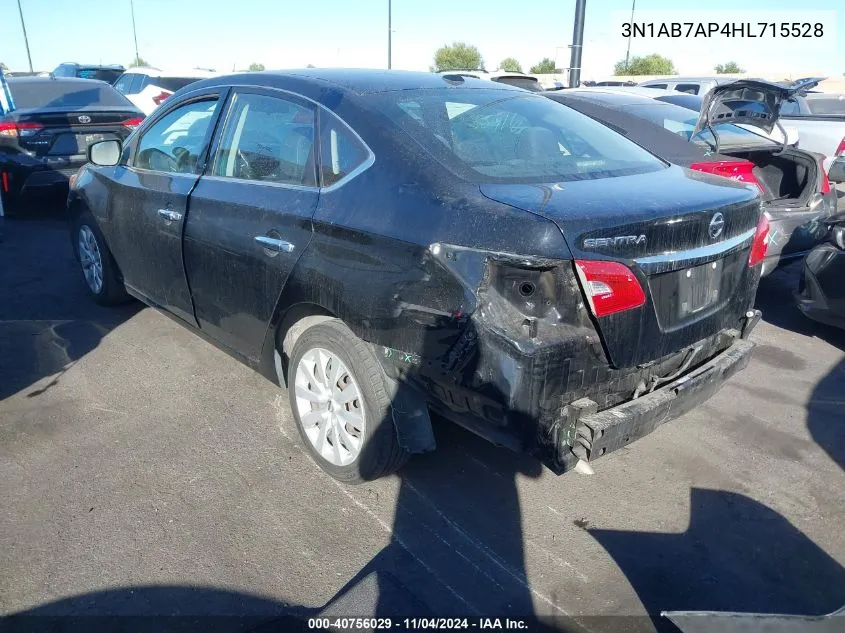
[308,618,530,630]
[621,22,824,38]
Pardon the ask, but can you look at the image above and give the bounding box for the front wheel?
[74,211,128,305]
[286,319,409,483]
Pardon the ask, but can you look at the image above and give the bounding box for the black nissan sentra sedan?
[68,69,768,483]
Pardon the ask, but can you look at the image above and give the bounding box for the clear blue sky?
[1,0,842,78]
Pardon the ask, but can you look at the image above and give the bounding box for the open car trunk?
[720,146,817,207]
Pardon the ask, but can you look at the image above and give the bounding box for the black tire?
[286,319,409,483]
[73,211,128,305]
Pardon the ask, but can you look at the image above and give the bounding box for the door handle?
[157,208,182,222]
[254,235,295,253]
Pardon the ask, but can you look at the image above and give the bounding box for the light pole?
[624,0,636,72]
[130,0,140,64]
[16,0,33,72]
[387,0,392,69]
[568,0,586,88]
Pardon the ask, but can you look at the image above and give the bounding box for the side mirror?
[88,139,121,166]
[828,157,845,184]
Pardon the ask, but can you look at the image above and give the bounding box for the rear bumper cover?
[558,336,755,469]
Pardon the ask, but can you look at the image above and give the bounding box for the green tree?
[715,61,744,74]
[529,58,557,74]
[499,57,522,73]
[431,42,484,72]
[306,63,316,68]
[614,53,675,75]
[248,62,265,71]
[131,55,149,67]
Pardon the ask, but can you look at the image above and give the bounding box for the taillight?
[1,172,8,193]
[152,91,172,106]
[122,117,144,130]
[689,160,764,195]
[834,136,845,157]
[817,154,831,194]
[0,121,44,137]
[748,214,770,267]
[575,260,646,317]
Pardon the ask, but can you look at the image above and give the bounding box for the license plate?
[678,259,722,316]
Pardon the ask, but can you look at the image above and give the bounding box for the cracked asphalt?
[1,206,844,632]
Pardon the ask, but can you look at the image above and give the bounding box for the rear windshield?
[77,69,123,83]
[8,80,133,109]
[155,77,202,92]
[623,101,777,149]
[369,89,665,183]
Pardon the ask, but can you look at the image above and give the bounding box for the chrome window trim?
[142,82,375,191]
[634,227,756,275]
[199,174,319,193]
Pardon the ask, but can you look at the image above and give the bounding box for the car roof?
[639,76,733,85]
[573,86,686,98]
[195,69,526,96]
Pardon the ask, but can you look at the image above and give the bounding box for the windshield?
[370,90,665,183]
[8,80,134,109]
[624,102,777,150]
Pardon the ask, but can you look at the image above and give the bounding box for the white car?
[113,67,218,115]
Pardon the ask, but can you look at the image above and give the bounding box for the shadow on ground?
[0,203,140,400]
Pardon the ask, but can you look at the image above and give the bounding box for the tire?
[73,211,128,305]
[286,319,409,483]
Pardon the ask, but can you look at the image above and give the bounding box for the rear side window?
[780,98,808,115]
[134,99,218,173]
[7,80,134,109]
[805,97,845,115]
[643,83,667,89]
[80,69,123,83]
[212,92,316,186]
[674,83,700,95]
[371,90,665,183]
[319,115,370,186]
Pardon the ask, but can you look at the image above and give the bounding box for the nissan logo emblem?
[709,212,725,240]
[78,115,92,124]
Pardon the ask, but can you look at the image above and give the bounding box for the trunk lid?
[481,165,762,368]
[8,106,140,157]
[694,77,824,136]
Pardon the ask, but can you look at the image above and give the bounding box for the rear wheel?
[286,319,409,483]
[74,211,128,305]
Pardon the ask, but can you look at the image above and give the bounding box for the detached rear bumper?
[559,337,755,468]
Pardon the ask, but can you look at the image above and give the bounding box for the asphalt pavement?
[1,206,844,633]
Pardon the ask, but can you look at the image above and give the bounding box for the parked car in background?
[113,67,218,114]
[804,93,845,115]
[52,63,125,83]
[435,69,541,91]
[796,160,845,328]
[638,76,735,95]
[69,69,765,482]
[0,77,143,214]
[546,86,837,275]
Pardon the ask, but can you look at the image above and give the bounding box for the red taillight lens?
[690,160,763,195]
[834,136,845,157]
[748,214,770,267]
[122,117,144,130]
[575,260,646,317]
[152,91,172,106]
[0,121,44,137]
[818,154,831,194]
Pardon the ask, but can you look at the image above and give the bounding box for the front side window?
[114,74,132,94]
[371,89,665,183]
[128,74,146,95]
[644,83,667,89]
[212,92,316,186]
[133,99,218,173]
